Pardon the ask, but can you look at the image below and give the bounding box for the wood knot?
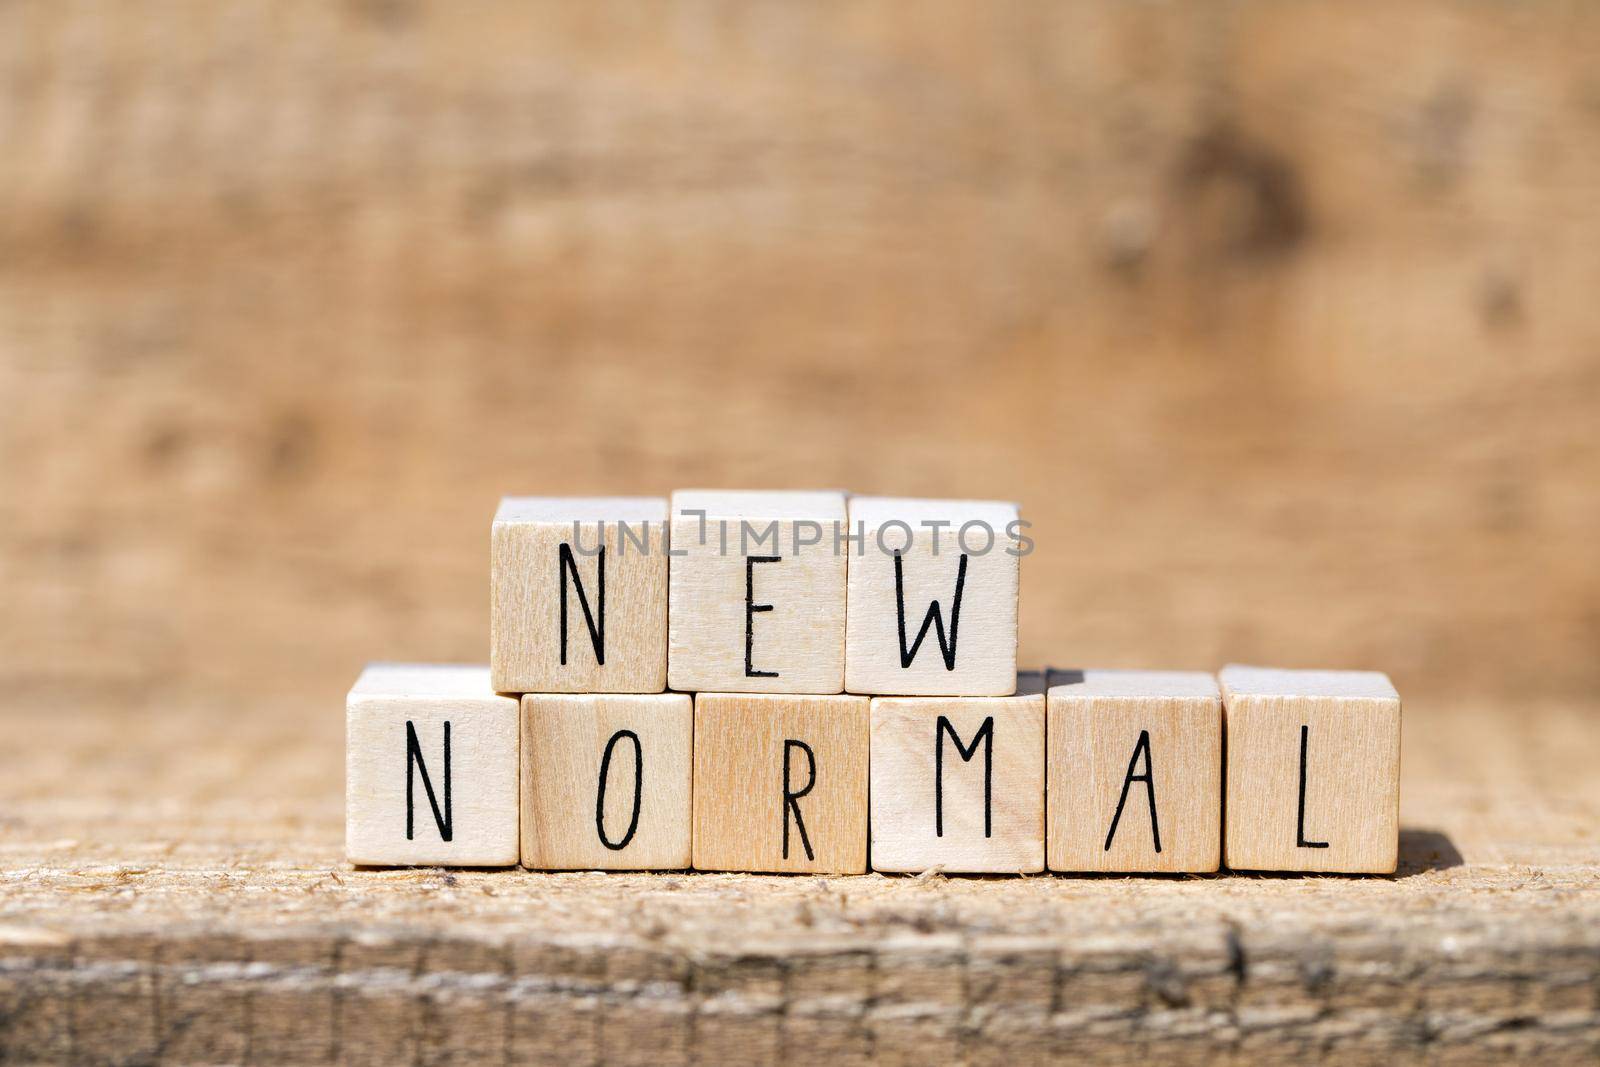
[1175,123,1308,261]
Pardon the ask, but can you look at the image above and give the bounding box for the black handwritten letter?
[1104,729,1160,852]
[595,729,643,851]
[558,543,605,666]
[1297,724,1330,849]
[405,720,452,842]
[745,555,780,677]
[782,739,816,860]
[935,715,994,837]
[896,553,968,670]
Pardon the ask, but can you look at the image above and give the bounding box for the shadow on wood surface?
[1397,827,1465,873]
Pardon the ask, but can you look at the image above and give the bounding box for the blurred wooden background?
[2,0,1598,719]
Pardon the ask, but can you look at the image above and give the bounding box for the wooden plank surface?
[2,0,1599,718]
[2,694,1597,1063]
[1,1,1599,1061]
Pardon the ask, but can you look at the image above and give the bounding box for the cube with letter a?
[1047,669,1222,873]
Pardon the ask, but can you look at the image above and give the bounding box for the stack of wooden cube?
[347,491,1401,875]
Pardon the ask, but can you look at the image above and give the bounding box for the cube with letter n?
[491,496,669,695]
[345,663,519,867]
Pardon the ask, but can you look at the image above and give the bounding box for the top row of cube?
[490,491,1025,696]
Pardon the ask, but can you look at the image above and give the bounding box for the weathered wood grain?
[1,1,1599,1060]
[2,1,1598,719]
[2,696,1598,1062]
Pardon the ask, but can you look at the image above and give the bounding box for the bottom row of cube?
[346,663,1402,875]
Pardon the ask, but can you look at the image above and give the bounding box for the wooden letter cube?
[844,497,1020,696]
[520,693,693,870]
[346,663,520,867]
[869,674,1046,874]
[1220,665,1402,874]
[1046,669,1222,873]
[668,490,846,694]
[491,496,668,694]
[692,693,868,873]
